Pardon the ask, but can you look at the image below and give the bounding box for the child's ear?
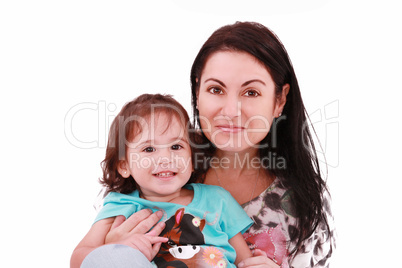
[117,160,130,178]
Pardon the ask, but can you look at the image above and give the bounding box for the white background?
[1,0,401,267]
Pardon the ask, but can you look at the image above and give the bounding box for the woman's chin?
[214,143,259,153]
[211,137,261,153]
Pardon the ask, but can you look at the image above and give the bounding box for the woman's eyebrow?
[204,78,226,87]
[242,79,266,87]
[203,78,266,87]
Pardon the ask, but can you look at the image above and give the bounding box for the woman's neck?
[206,148,275,205]
[213,148,260,175]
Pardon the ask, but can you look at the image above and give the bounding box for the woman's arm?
[70,217,115,268]
[70,209,167,268]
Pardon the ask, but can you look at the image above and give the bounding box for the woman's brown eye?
[245,90,259,97]
[209,87,223,94]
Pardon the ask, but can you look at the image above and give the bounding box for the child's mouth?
[154,171,177,178]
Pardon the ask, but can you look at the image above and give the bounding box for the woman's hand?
[238,249,280,268]
[71,210,167,267]
[104,209,168,261]
[110,232,168,261]
[105,209,165,244]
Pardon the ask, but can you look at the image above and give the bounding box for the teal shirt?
[95,183,253,267]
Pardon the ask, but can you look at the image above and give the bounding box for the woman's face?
[197,51,287,152]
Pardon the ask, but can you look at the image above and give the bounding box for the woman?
[190,21,335,267]
[77,21,335,268]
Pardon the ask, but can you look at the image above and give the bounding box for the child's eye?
[171,144,183,150]
[143,146,155,153]
[244,90,260,97]
[208,87,224,95]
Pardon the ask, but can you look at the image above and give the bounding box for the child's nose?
[156,148,173,165]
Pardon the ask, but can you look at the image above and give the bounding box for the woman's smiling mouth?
[216,125,245,133]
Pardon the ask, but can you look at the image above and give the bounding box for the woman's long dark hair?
[190,21,330,256]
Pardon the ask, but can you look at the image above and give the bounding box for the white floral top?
[242,178,336,268]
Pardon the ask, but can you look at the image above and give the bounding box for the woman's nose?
[221,95,241,119]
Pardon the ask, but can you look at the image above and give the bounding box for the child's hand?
[105,209,165,244]
[238,249,280,268]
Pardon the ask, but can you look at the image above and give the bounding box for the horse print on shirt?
[153,208,227,268]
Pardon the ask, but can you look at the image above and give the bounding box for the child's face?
[119,112,193,202]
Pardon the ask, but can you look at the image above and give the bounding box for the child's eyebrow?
[128,139,151,149]
[165,136,190,146]
[131,136,189,148]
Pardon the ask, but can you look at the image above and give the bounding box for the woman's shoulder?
[267,177,289,193]
[244,178,298,227]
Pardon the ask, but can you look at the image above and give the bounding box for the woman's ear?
[117,160,130,178]
[275,84,290,117]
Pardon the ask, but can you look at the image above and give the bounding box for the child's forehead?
[142,112,185,129]
[131,112,187,141]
